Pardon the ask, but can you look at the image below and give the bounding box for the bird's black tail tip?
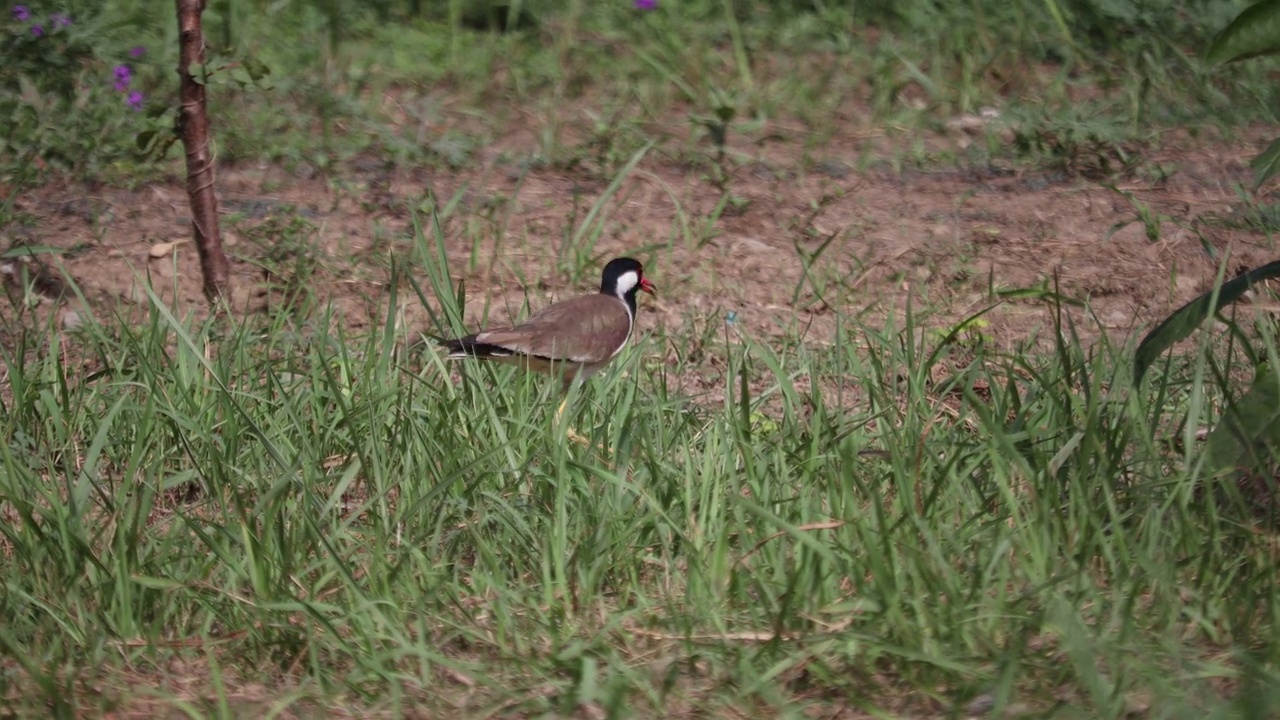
[442,337,517,360]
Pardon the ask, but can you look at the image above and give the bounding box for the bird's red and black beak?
[640,277,656,295]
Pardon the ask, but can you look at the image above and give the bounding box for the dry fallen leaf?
[149,240,185,258]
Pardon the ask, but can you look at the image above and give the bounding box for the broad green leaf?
[135,129,156,151]
[1206,0,1280,65]
[1133,259,1280,384]
[1252,135,1280,188]
[244,57,271,82]
[1205,362,1280,475]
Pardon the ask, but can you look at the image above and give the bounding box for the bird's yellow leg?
[555,376,594,448]
[560,402,592,447]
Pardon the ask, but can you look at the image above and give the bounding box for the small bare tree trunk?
[176,0,230,305]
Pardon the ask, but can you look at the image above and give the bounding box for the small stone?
[1124,689,1153,715]
[964,692,995,716]
[1174,274,1200,297]
[1104,310,1129,327]
[732,236,773,254]
[815,159,851,178]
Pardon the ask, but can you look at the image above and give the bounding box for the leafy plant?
[629,0,749,177]
[1130,0,1280,501]
[1206,0,1280,187]
[0,5,159,182]
[1135,259,1280,499]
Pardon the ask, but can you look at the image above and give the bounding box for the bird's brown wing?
[474,294,631,364]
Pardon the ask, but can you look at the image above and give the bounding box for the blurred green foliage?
[1,0,1276,187]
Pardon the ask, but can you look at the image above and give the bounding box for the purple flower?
[634,0,656,8]
[113,64,132,91]
[129,45,145,58]
[11,5,29,21]
[127,91,144,111]
[29,23,41,36]
[50,12,69,27]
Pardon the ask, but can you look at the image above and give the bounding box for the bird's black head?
[599,257,656,301]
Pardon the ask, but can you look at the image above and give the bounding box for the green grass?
[2,217,1280,717]
[6,1,1280,716]
[7,0,1279,187]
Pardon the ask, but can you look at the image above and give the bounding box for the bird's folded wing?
[475,295,631,364]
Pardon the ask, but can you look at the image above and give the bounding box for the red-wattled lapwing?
[440,257,656,429]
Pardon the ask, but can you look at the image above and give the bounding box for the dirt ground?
[5,118,1279,358]
[3,113,1278,719]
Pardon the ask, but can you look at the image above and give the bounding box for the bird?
[439,257,656,426]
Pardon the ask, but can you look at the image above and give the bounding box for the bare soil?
[3,119,1275,719]
[7,120,1277,366]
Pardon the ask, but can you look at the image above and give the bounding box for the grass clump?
[4,1,1280,717]
[1,219,1278,717]
[6,0,1280,188]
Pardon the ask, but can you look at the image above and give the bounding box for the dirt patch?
[3,121,1270,714]
[4,122,1277,362]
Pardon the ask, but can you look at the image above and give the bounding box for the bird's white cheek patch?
[614,271,639,297]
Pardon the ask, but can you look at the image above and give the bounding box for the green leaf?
[243,57,271,82]
[135,129,156,151]
[130,575,185,590]
[1205,362,1280,475]
[1206,0,1280,65]
[244,57,274,89]
[0,245,63,258]
[1133,259,1280,384]
[1252,135,1280,188]
[186,62,205,85]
